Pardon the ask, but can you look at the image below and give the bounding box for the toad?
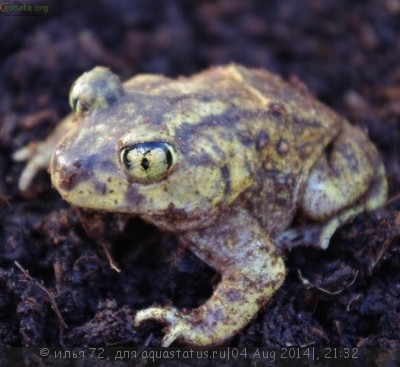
[14,64,387,346]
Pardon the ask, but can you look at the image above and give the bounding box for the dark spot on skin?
[95,182,107,195]
[198,94,214,103]
[267,102,287,121]
[260,243,271,254]
[105,93,118,106]
[125,184,146,207]
[293,114,324,129]
[284,172,297,187]
[226,290,243,303]
[238,131,253,146]
[102,93,169,127]
[309,119,325,128]
[53,157,93,191]
[264,168,280,179]
[275,196,289,207]
[276,139,289,156]
[220,165,231,199]
[298,142,313,159]
[255,131,269,151]
[151,203,189,227]
[212,142,227,160]
[150,202,218,231]
[176,107,276,155]
[186,151,215,167]
[98,159,116,172]
[292,115,305,125]
[73,161,82,170]
[199,111,235,127]
[340,145,360,172]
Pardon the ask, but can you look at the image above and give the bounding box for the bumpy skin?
[14,64,387,346]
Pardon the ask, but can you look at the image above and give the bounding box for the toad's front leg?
[13,114,77,191]
[134,207,286,347]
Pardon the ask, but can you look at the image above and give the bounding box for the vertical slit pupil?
[141,158,150,170]
[165,148,172,169]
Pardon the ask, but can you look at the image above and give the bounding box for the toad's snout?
[49,146,132,211]
[50,148,94,194]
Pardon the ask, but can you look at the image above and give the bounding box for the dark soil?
[1,0,399,353]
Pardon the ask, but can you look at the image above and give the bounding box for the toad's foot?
[13,141,55,191]
[135,306,225,347]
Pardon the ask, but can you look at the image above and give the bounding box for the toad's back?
[128,65,343,234]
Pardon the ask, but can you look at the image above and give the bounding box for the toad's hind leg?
[313,161,387,249]
[285,124,387,250]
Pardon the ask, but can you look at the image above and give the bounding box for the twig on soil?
[14,261,68,329]
[100,241,121,272]
[298,269,359,295]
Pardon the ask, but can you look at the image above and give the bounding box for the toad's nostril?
[50,149,89,192]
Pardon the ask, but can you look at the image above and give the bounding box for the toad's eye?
[120,142,176,183]
[69,66,124,115]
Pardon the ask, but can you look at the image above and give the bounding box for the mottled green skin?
[15,65,387,346]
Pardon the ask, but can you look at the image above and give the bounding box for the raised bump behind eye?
[120,142,176,183]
